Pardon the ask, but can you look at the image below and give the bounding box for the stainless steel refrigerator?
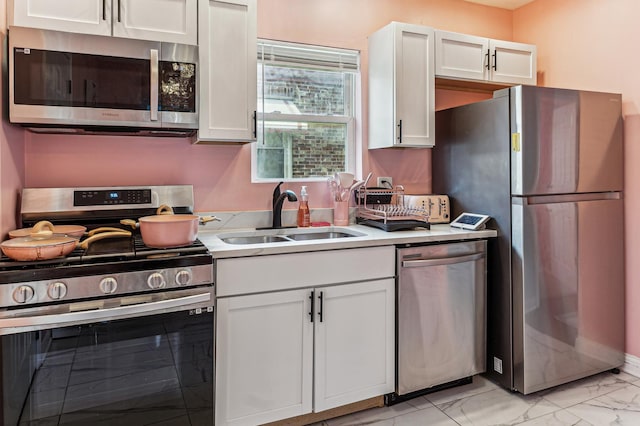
[432,85,625,394]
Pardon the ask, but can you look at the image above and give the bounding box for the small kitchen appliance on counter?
[403,195,450,223]
[0,185,213,425]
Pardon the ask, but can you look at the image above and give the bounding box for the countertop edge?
[199,224,497,259]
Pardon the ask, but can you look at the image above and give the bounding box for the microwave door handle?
[150,49,159,122]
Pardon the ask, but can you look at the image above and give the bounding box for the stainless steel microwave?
[8,26,198,136]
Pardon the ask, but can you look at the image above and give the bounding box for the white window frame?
[252,39,360,183]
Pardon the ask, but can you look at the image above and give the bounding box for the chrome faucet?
[272,182,298,229]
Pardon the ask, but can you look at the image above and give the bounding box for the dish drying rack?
[355,185,430,231]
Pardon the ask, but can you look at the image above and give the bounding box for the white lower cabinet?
[215,289,313,426]
[215,247,395,425]
[313,279,395,412]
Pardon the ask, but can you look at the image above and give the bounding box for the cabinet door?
[197,0,257,143]
[435,30,489,81]
[394,23,435,147]
[8,0,112,36]
[489,39,537,85]
[368,22,434,149]
[216,289,313,425]
[113,0,197,44]
[314,279,395,412]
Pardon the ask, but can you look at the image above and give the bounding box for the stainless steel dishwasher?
[395,240,487,399]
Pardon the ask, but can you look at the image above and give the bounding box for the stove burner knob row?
[13,285,34,304]
[147,272,166,289]
[100,277,118,294]
[48,282,68,300]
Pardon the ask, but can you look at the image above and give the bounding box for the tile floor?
[316,370,640,425]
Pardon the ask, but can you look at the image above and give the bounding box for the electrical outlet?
[377,176,393,188]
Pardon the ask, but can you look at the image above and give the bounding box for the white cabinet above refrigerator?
[435,30,537,85]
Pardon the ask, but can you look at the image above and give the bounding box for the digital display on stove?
[74,189,152,206]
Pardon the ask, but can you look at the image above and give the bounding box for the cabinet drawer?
[216,246,396,297]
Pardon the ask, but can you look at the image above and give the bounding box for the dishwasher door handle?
[402,252,484,268]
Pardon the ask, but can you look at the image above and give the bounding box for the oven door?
[0,287,214,426]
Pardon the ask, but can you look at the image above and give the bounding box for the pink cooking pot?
[121,205,217,248]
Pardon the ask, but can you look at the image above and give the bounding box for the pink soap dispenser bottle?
[297,186,310,227]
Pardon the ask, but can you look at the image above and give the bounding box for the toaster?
[403,195,451,223]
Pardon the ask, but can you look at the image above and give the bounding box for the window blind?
[257,39,360,72]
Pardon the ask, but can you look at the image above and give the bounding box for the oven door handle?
[0,292,212,335]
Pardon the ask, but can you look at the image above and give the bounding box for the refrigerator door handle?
[515,192,622,205]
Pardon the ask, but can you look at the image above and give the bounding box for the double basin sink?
[219,228,365,245]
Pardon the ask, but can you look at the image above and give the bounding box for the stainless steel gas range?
[0,185,214,426]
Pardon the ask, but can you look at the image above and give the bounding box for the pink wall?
[514,0,639,357]
[20,0,511,215]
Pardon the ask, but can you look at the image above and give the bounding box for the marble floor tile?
[618,371,640,383]
[424,375,500,406]
[566,383,640,425]
[323,401,419,425]
[515,409,590,426]
[539,371,629,409]
[436,387,560,426]
[307,373,640,426]
[364,405,460,426]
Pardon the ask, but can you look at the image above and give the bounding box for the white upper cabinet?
[196,0,257,143]
[113,0,197,44]
[368,22,435,149]
[435,30,537,85]
[489,38,537,85]
[7,0,198,45]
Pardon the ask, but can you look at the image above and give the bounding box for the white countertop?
[199,224,497,259]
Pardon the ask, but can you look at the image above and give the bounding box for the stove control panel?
[0,264,213,308]
[74,189,152,206]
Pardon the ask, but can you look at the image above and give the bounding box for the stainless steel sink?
[286,231,357,241]
[218,228,365,245]
[220,235,290,245]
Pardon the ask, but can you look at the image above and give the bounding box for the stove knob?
[175,270,192,286]
[48,282,68,300]
[99,277,118,294]
[147,272,166,289]
[13,285,35,304]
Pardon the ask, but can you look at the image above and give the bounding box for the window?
[253,40,360,182]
